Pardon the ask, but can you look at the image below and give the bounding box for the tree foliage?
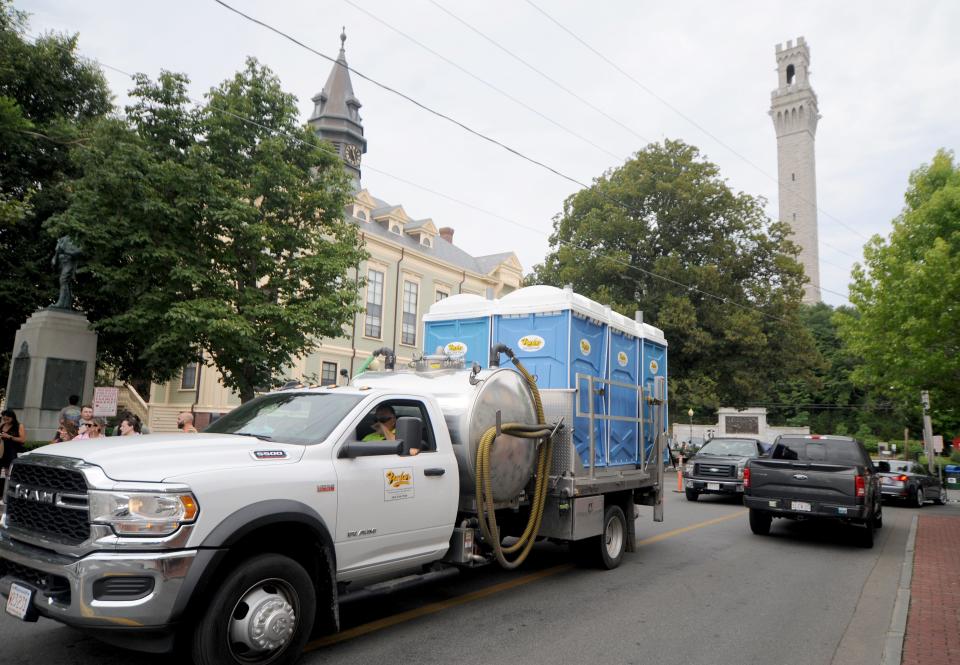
[48,60,366,401]
[838,149,960,435]
[0,0,111,383]
[531,140,818,415]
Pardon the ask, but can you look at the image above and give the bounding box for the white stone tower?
[770,37,821,303]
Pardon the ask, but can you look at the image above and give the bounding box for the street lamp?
[688,408,694,447]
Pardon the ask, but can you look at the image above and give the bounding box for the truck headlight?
[684,463,695,475]
[737,463,746,479]
[89,491,199,536]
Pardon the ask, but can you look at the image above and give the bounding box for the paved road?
[3,484,956,665]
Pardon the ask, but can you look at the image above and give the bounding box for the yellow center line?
[304,509,745,651]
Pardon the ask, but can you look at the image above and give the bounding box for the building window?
[435,289,449,303]
[402,280,418,346]
[180,362,198,390]
[791,173,795,181]
[792,213,796,221]
[365,268,384,338]
[421,236,431,247]
[321,361,338,385]
[356,209,367,221]
[390,225,401,234]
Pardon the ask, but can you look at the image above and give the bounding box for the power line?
[521,0,871,246]
[211,1,846,309]
[340,0,625,163]
[427,0,652,148]
[25,24,845,323]
[211,0,590,192]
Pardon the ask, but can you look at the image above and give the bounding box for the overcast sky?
[18,0,960,307]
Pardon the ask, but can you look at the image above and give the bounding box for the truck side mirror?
[339,441,403,458]
[875,461,890,473]
[396,416,423,455]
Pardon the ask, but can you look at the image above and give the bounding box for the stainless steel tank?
[352,368,539,503]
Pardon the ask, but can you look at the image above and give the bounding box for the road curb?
[880,514,918,665]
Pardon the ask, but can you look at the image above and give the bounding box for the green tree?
[838,149,960,435]
[531,139,817,413]
[0,0,111,383]
[49,60,365,401]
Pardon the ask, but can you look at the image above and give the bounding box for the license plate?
[791,501,812,512]
[707,483,720,491]
[5,583,32,620]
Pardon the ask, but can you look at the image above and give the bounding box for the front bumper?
[685,477,743,494]
[744,495,868,520]
[0,529,197,630]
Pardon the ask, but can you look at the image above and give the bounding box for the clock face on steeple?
[344,144,361,167]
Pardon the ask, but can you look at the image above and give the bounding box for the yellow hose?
[474,357,553,569]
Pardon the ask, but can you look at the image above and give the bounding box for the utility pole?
[921,391,934,473]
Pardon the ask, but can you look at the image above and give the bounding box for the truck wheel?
[873,506,883,529]
[748,509,772,536]
[684,489,699,502]
[934,487,947,505]
[192,554,316,665]
[573,504,626,570]
[911,487,924,508]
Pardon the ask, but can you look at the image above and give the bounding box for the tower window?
[786,64,796,85]
[792,213,796,221]
[791,173,795,181]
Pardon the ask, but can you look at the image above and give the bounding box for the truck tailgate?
[748,459,858,505]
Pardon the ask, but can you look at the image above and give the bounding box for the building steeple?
[309,28,367,184]
[769,36,822,304]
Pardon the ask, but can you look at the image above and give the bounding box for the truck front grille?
[694,463,735,478]
[4,462,90,545]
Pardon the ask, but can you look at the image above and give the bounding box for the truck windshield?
[205,392,364,446]
[698,439,758,457]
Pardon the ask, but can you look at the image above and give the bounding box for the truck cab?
[1,386,459,662]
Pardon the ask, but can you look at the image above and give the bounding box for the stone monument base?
[5,308,98,442]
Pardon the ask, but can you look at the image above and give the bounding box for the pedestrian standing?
[119,415,142,436]
[58,394,82,427]
[1,409,27,499]
[56,421,78,442]
[79,404,95,428]
[177,412,199,433]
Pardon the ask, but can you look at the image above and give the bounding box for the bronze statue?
[51,236,82,310]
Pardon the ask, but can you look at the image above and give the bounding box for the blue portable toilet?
[607,311,640,466]
[640,329,669,463]
[422,294,493,368]
[495,286,609,467]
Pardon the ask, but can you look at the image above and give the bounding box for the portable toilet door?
[608,328,639,466]
[570,313,607,467]
[493,311,570,389]
[641,340,668,462]
[422,294,493,367]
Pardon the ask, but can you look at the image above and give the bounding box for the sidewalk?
[901,511,960,665]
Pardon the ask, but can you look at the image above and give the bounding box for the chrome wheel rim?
[604,515,624,560]
[916,489,924,507]
[228,578,299,663]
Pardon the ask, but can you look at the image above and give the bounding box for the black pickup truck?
[743,435,882,548]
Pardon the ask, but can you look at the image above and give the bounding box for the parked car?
[682,437,766,501]
[873,459,947,507]
[744,435,882,548]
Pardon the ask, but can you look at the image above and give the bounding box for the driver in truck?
[362,405,419,455]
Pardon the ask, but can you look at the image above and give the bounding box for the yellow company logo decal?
[649,359,659,374]
[444,341,467,356]
[385,471,412,488]
[579,339,591,356]
[517,335,545,352]
[617,351,629,367]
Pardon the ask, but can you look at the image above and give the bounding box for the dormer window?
[421,236,432,247]
[391,225,401,234]
[357,210,367,220]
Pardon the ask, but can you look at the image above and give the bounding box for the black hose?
[372,347,396,370]
[489,343,515,368]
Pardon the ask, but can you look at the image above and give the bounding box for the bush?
[24,440,49,451]
[951,449,960,464]
[862,440,879,454]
